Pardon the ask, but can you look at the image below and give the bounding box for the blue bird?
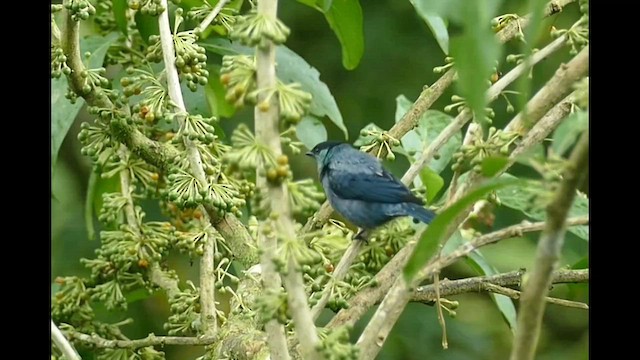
[306,141,436,239]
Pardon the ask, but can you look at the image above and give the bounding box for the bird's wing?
[326,158,422,204]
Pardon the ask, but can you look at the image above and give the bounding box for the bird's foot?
[354,229,370,244]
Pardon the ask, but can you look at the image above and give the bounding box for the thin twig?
[510,131,589,360]
[433,271,448,349]
[483,283,588,310]
[413,269,589,302]
[52,320,81,360]
[67,331,217,349]
[158,0,217,335]
[402,34,568,187]
[195,0,230,34]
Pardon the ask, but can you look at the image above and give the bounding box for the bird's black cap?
[306,141,345,156]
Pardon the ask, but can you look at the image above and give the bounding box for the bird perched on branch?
[306,141,436,239]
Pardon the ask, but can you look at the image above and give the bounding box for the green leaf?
[274,46,347,138]
[297,116,328,150]
[202,39,347,138]
[419,167,444,204]
[552,110,588,156]
[571,256,588,269]
[51,33,119,176]
[450,0,503,131]
[410,0,449,54]
[496,175,589,241]
[395,95,461,174]
[125,288,152,303]
[112,0,128,35]
[135,12,159,43]
[324,0,364,70]
[404,177,520,282]
[182,82,211,117]
[443,231,517,332]
[481,156,509,177]
[205,65,236,118]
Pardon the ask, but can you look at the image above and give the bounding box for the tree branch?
[482,283,588,310]
[510,131,589,360]
[327,216,587,331]
[52,320,81,360]
[194,0,230,34]
[505,46,589,134]
[67,331,217,349]
[413,269,588,302]
[355,215,588,359]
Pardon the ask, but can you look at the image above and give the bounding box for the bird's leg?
[354,228,370,243]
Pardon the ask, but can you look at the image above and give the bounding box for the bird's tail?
[403,202,436,224]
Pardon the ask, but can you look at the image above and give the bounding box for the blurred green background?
[52,0,588,359]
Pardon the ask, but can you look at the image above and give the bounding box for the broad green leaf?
[420,167,444,203]
[443,231,517,332]
[481,156,509,177]
[395,95,461,173]
[125,288,152,303]
[324,0,364,70]
[409,0,466,24]
[52,33,119,176]
[205,65,236,118]
[497,174,589,240]
[404,177,520,282]
[201,39,347,138]
[451,0,503,132]
[135,12,159,43]
[571,256,588,269]
[297,116,328,150]
[182,82,211,117]
[274,45,347,138]
[410,0,449,54]
[552,110,588,156]
[112,0,128,35]
[296,0,363,69]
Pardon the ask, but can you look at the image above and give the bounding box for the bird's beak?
[305,151,313,157]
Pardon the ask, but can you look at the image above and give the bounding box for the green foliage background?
[52,0,588,358]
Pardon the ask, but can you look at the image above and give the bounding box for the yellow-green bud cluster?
[220,55,257,108]
[78,120,115,165]
[433,56,455,74]
[317,326,360,360]
[230,11,290,49]
[51,46,71,79]
[165,284,201,335]
[174,114,217,144]
[64,0,97,21]
[451,127,519,173]
[121,68,172,122]
[356,125,401,160]
[276,81,313,125]
[287,178,326,216]
[127,0,165,16]
[254,288,289,325]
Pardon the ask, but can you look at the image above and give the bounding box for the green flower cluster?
[64,0,97,21]
[230,11,290,48]
[451,127,519,173]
